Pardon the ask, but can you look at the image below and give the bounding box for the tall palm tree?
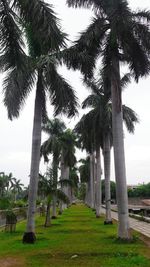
[78,157,90,205]
[41,118,66,218]
[75,112,100,212]
[10,178,23,202]
[1,0,78,243]
[67,0,150,239]
[58,129,77,213]
[82,77,139,224]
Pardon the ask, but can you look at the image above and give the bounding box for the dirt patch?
[0,257,24,267]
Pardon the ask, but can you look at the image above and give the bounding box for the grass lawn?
[0,204,150,267]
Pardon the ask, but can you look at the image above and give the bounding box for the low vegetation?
[0,205,149,267]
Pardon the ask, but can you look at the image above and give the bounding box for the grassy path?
[0,204,150,267]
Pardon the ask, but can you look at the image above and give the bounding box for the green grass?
[0,204,150,267]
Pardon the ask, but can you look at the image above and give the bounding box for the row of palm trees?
[40,119,77,217]
[0,172,23,201]
[75,76,138,222]
[66,0,150,239]
[0,0,150,243]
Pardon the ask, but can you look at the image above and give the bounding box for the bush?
[13,200,27,208]
[0,197,11,210]
[5,210,17,224]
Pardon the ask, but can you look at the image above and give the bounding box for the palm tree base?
[51,216,57,219]
[104,220,113,225]
[22,232,36,243]
[44,223,51,227]
[58,210,62,215]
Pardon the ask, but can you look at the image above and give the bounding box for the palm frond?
[42,118,66,136]
[132,21,150,55]
[76,16,108,59]
[40,139,52,162]
[120,73,131,90]
[82,94,99,109]
[119,22,150,81]
[122,105,139,133]
[54,45,95,79]
[13,0,66,52]
[67,0,105,10]
[3,57,36,120]
[0,0,25,71]
[44,63,78,117]
[133,9,150,22]
[56,189,69,204]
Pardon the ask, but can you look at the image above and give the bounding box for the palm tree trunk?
[66,167,71,207]
[23,78,42,243]
[62,165,70,209]
[103,136,112,224]
[59,154,64,214]
[44,201,51,227]
[111,57,130,239]
[93,153,97,210]
[52,157,58,219]
[85,183,88,205]
[95,147,101,218]
[52,195,57,219]
[89,154,94,209]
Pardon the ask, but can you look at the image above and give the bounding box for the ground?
[0,204,149,267]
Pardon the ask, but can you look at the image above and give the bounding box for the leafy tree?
[128,183,150,198]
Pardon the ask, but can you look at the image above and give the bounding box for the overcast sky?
[0,0,150,186]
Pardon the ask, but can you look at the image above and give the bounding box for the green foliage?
[13,200,27,208]
[128,183,150,198]
[0,197,11,210]
[78,183,86,200]
[5,210,17,224]
[79,157,90,183]
[38,169,69,204]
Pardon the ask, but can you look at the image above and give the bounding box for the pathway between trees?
[101,207,150,238]
[0,205,150,267]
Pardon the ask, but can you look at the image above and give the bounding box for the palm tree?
[41,118,66,218]
[10,178,23,202]
[66,0,150,239]
[75,113,100,212]
[0,172,17,197]
[78,157,90,205]
[1,0,78,243]
[60,129,77,208]
[69,167,79,203]
[38,170,69,227]
[82,77,139,224]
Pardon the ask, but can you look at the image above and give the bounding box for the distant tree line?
[128,183,150,198]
